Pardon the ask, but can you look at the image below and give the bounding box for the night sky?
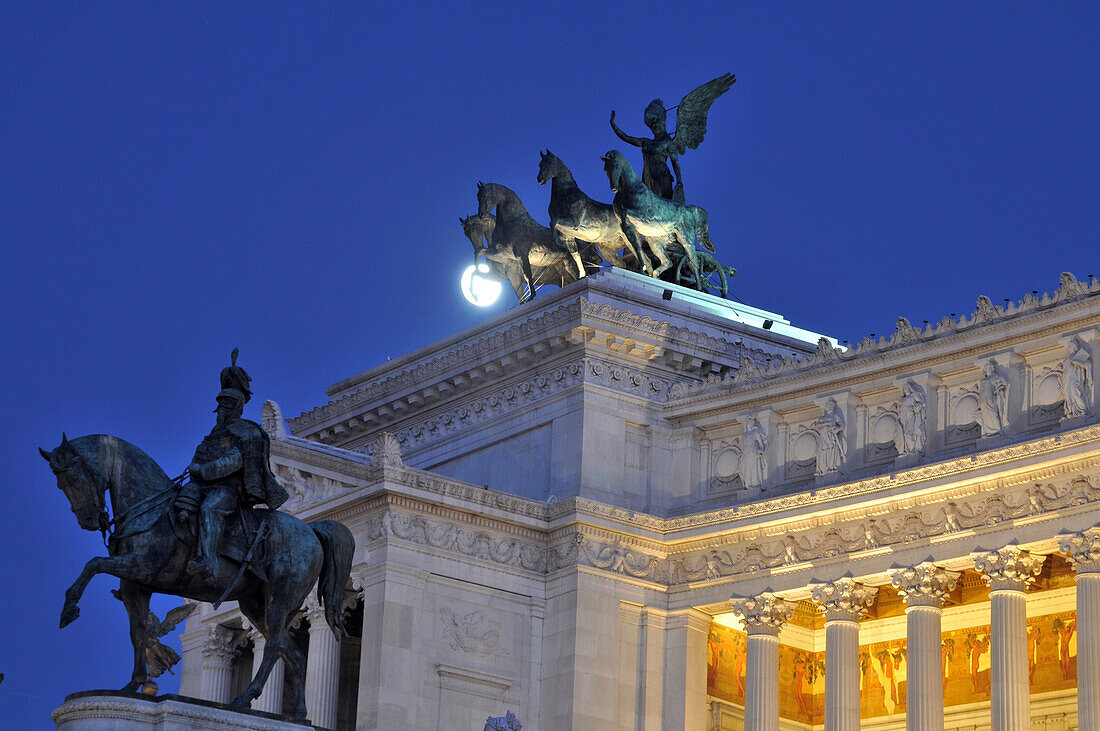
[2,2,1098,725]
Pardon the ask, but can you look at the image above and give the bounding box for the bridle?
[55,444,111,544]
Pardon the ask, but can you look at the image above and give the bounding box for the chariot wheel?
[675,251,729,298]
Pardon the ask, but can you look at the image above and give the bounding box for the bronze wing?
[672,73,735,155]
[156,601,198,638]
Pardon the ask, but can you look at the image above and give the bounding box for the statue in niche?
[739,416,768,489]
[1063,335,1094,419]
[978,360,1010,436]
[896,380,927,455]
[609,73,735,203]
[813,398,847,475]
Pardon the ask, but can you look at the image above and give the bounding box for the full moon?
[460,262,503,307]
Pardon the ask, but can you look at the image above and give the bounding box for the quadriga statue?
[40,351,354,722]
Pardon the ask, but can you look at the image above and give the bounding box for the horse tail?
[311,520,355,639]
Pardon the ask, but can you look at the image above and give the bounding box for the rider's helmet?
[214,388,247,413]
[219,348,252,403]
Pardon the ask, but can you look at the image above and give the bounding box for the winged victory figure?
[609,73,735,203]
[113,591,198,683]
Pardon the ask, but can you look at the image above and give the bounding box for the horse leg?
[282,628,309,721]
[519,253,537,300]
[61,553,150,628]
[677,230,703,290]
[554,221,586,279]
[231,594,272,709]
[619,232,649,274]
[117,580,153,693]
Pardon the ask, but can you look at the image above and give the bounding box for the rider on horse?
[176,350,288,581]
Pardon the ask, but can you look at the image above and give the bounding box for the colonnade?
[196,592,348,729]
[731,529,1100,731]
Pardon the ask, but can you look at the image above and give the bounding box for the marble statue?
[609,73,735,203]
[979,360,1010,436]
[897,380,927,455]
[40,352,355,721]
[814,398,847,474]
[740,416,769,489]
[1063,336,1093,419]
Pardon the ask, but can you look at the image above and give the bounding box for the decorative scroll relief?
[388,356,683,453]
[667,475,1100,586]
[671,272,1099,402]
[972,546,1045,592]
[809,577,876,622]
[890,562,961,607]
[730,593,796,635]
[440,608,505,657]
[1058,527,1100,574]
[365,510,548,575]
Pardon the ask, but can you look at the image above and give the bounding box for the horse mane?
[480,183,535,221]
[72,434,173,496]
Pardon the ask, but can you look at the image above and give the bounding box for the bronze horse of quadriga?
[41,434,354,722]
[537,150,651,276]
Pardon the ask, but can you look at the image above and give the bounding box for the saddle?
[109,480,270,582]
[170,504,271,582]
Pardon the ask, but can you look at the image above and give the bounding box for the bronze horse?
[41,433,353,721]
[537,150,650,275]
[476,182,599,299]
[602,150,707,286]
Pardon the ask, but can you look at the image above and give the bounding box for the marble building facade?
[178,268,1100,731]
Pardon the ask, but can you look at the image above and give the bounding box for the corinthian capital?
[810,577,877,622]
[972,545,1045,592]
[730,592,796,636]
[200,624,244,664]
[1058,527,1100,575]
[890,562,961,607]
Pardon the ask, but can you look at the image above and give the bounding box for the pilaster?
[198,624,242,705]
[304,593,341,730]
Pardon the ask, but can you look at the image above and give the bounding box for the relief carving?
[813,399,846,475]
[1063,335,1093,419]
[978,360,1011,436]
[739,416,768,489]
[896,380,927,456]
[440,608,505,657]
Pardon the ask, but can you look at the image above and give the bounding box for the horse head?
[536,149,560,185]
[40,434,109,533]
[460,213,495,256]
[476,182,517,219]
[601,150,629,193]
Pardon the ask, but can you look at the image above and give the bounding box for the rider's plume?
[220,348,252,403]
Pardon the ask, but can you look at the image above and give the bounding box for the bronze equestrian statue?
[41,352,354,722]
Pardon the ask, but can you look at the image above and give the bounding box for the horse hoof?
[120,680,142,694]
[230,694,253,708]
[60,605,80,628]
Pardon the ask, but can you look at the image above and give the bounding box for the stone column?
[245,624,284,715]
[304,594,341,730]
[890,562,961,731]
[198,624,241,704]
[811,578,877,731]
[731,593,796,731]
[972,546,1045,731]
[1059,527,1100,731]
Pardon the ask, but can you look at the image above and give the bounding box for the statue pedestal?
[53,691,318,731]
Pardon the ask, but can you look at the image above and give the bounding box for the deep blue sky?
[2,2,1097,724]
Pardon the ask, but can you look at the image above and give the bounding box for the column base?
[53,691,319,730]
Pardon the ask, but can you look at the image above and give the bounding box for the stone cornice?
[270,422,1100,591]
[667,272,1100,415]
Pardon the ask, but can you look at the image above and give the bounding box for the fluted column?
[198,624,241,704]
[811,578,877,731]
[891,562,961,731]
[304,594,341,730]
[973,546,1045,731]
[245,624,284,715]
[731,593,796,731]
[1059,527,1100,731]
